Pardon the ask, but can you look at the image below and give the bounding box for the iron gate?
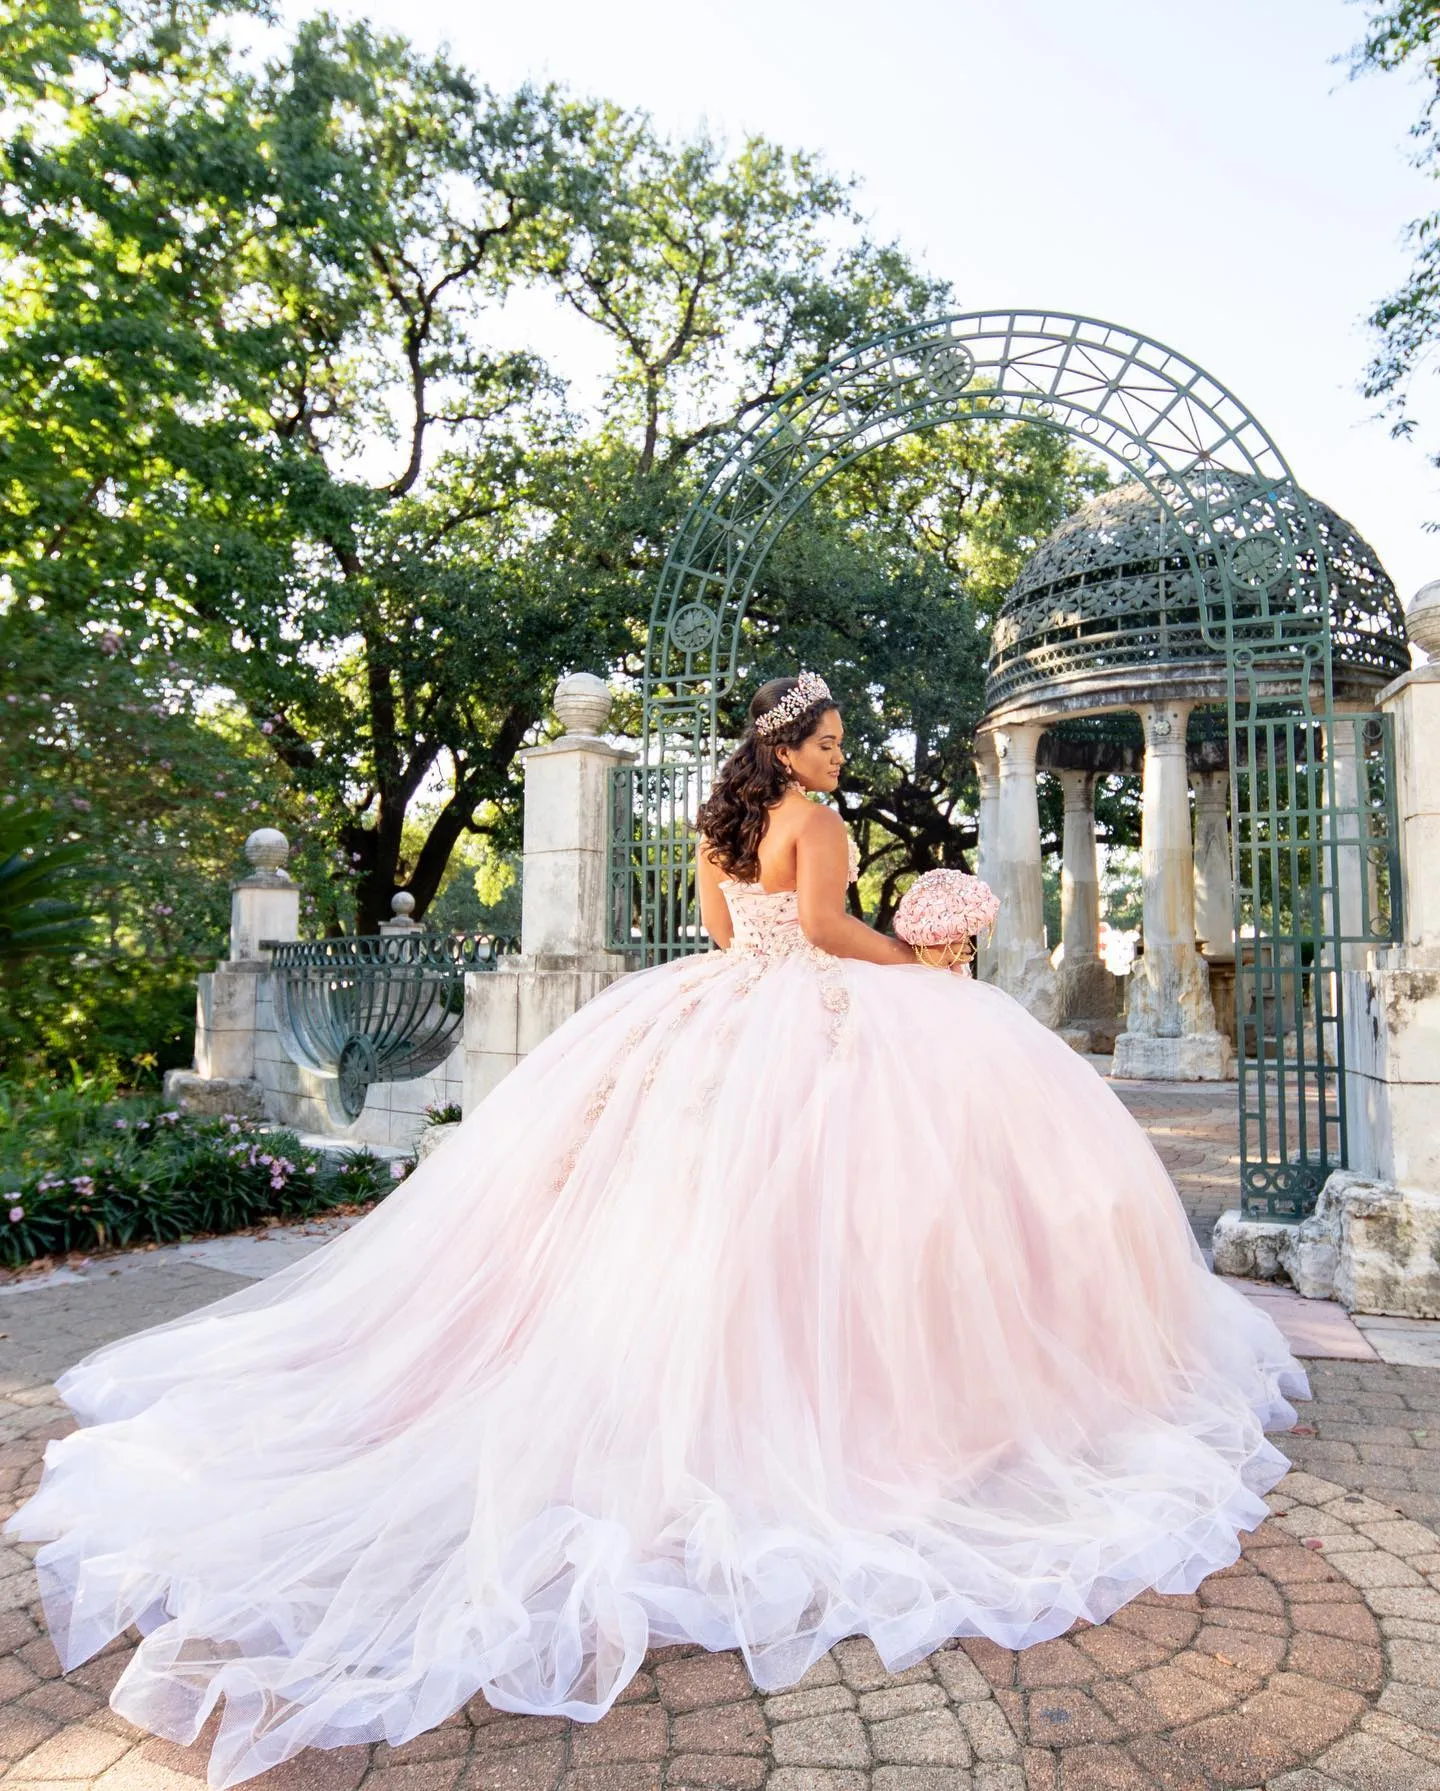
[607,309,1404,1214]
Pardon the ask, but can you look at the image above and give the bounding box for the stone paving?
[0,1091,1437,1789]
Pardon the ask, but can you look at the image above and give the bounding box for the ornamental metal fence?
[1233,710,1403,1219]
[264,932,520,1119]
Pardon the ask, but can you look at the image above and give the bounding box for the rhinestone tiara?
[753,671,833,738]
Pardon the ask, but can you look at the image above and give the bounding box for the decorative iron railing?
[1233,709,1404,1220]
[263,932,521,1120]
[607,760,710,960]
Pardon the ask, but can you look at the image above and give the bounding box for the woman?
[8,672,1307,1789]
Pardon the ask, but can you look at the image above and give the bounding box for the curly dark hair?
[696,677,839,882]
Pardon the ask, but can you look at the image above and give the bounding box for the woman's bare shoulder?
[795,802,848,845]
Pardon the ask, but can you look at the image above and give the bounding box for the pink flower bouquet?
[893,870,1000,975]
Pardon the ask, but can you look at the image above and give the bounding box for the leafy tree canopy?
[2,0,1108,1074]
[1349,0,1440,456]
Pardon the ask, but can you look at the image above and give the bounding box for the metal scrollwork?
[267,931,520,1119]
[337,1035,380,1120]
[668,603,717,655]
[1226,534,1289,592]
[984,476,1407,717]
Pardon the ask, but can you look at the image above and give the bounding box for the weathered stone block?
[1111,1029,1232,1080]
[1333,1173,1440,1318]
[1211,1209,1290,1281]
[161,1070,265,1120]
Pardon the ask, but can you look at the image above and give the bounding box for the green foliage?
[1,0,952,943]
[1349,1,1440,455]
[1100,845,1145,932]
[0,1073,398,1267]
[0,604,347,1085]
[0,809,97,961]
[1,0,1101,1065]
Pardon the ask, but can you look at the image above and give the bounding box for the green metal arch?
[641,309,1333,775]
[622,306,1377,1221]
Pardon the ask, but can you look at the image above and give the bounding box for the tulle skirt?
[7,947,1307,1786]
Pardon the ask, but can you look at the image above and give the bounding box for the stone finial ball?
[391,891,417,918]
[243,828,290,873]
[553,671,613,736]
[1407,580,1440,659]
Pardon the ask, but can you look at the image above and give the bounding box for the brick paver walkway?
[0,1086,1437,1791]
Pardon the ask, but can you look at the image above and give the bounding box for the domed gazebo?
[974,476,1409,1078]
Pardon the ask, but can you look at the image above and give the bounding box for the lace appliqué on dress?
[718,824,859,1057]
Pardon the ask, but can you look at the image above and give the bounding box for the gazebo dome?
[983,477,1409,726]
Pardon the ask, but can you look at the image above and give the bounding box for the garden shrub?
[0,1073,404,1269]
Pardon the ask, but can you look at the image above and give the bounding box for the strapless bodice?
[720,883,818,960]
[720,832,860,960]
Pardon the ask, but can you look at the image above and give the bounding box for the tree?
[1348,2,1440,453]
[1,0,952,935]
[0,601,343,1081]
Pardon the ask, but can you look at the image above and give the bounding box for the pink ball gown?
[8,846,1307,1788]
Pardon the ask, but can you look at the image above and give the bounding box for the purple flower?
[261,721,275,735]
[8,1206,22,1224]
[98,630,121,655]
[390,1162,408,1180]
[70,797,92,813]
[70,1176,95,1197]
[113,1118,128,1129]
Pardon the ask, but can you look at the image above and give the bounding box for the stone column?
[1343,587,1440,1199]
[464,674,635,1109]
[166,828,300,1117]
[1056,770,1117,1030]
[973,736,1001,982]
[1113,702,1232,1079]
[986,721,1059,1027]
[1190,769,1234,962]
[1324,705,1376,976]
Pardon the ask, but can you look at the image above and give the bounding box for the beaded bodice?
[721,833,860,961]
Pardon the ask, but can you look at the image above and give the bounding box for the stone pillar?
[464,674,635,1109]
[1190,769,1234,962]
[1055,770,1117,1033]
[1113,702,1232,1079]
[985,721,1059,1027]
[973,736,1001,982]
[1324,705,1376,976]
[1343,596,1440,1200]
[167,828,300,1117]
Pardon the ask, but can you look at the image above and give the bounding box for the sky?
[279,0,1440,609]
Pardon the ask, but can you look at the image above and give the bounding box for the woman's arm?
[795,809,915,966]
[696,839,735,950]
